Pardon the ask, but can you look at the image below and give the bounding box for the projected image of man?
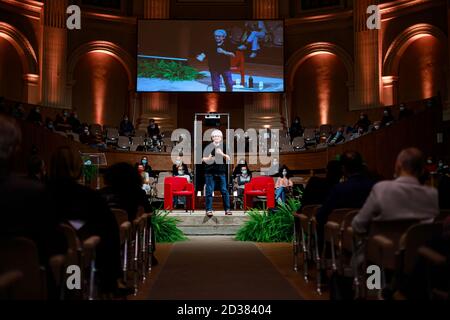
[196,29,236,92]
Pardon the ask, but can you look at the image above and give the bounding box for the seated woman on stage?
[275,166,294,204]
[236,165,251,197]
[138,165,151,195]
[172,157,191,208]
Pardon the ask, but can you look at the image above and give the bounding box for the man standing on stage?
[196,29,236,92]
[202,129,232,217]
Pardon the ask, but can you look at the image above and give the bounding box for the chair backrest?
[301,204,321,219]
[320,124,332,136]
[59,223,82,266]
[155,181,165,199]
[117,136,130,148]
[106,128,119,139]
[112,208,129,226]
[304,128,316,139]
[165,176,190,191]
[328,208,359,224]
[135,130,147,138]
[90,124,103,136]
[132,136,145,146]
[0,237,45,300]
[400,222,443,275]
[292,137,305,148]
[0,270,23,300]
[248,176,274,191]
[157,171,171,182]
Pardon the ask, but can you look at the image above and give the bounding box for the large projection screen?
[137,20,284,93]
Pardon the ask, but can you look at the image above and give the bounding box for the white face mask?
[282,171,287,176]
[241,170,247,175]
[175,160,181,165]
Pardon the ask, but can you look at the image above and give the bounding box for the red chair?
[164,177,195,211]
[231,51,245,86]
[244,176,275,210]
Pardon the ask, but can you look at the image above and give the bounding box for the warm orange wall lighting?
[206,93,218,113]
[314,51,335,125]
[88,51,111,125]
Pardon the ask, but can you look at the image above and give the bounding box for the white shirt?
[352,176,439,234]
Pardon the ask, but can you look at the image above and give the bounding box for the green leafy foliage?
[151,210,187,243]
[138,59,205,81]
[236,198,301,243]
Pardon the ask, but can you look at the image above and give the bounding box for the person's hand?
[202,155,214,163]
[217,47,225,55]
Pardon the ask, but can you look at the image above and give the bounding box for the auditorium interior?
[1,0,450,303]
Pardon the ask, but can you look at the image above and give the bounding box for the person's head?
[141,156,148,166]
[214,29,227,44]
[177,166,185,175]
[49,147,82,181]
[104,162,142,190]
[295,117,300,124]
[399,104,405,111]
[395,148,425,179]
[28,155,46,179]
[174,156,182,166]
[241,166,248,175]
[340,151,364,177]
[137,164,145,174]
[280,165,290,178]
[83,125,90,134]
[326,160,343,184]
[211,129,223,144]
[0,115,22,170]
[35,107,41,114]
[383,107,391,116]
[360,112,366,120]
[123,115,129,122]
[63,110,69,118]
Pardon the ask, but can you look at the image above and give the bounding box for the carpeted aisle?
[147,236,303,300]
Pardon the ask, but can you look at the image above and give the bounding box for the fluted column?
[247,0,282,131]
[41,0,68,108]
[353,0,381,110]
[138,0,176,132]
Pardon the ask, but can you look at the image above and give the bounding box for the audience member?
[236,165,251,198]
[301,160,343,207]
[47,146,123,296]
[68,111,82,134]
[119,115,134,137]
[316,151,375,250]
[380,107,395,127]
[232,158,252,178]
[27,155,47,183]
[0,115,67,298]
[275,165,294,204]
[101,162,151,222]
[54,110,72,132]
[327,127,345,145]
[45,117,55,131]
[11,103,25,120]
[172,156,190,179]
[354,112,371,133]
[27,106,43,125]
[352,148,439,234]
[289,116,303,141]
[138,164,152,195]
[139,156,154,177]
[147,118,161,138]
[398,104,413,120]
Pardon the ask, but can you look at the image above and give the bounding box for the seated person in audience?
[236,165,252,198]
[301,160,343,207]
[398,103,413,120]
[232,158,252,179]
[0,115,67,298]
[46,146,125,297]
[172,160,191,207]
[138,164,152,195]
[27,106,43,125]
[68,110,82,134]
[147,118,161,138]
[354,112,371,133]
[352,148,439,234]
[45,117,55,131]
[139,156,154,178]
[101,162,151,222]
[27,155,47,183]
[327,126,345,145]
[54,110,72,132]
[316,151,375,251]
[380,107,395,128]
[79,125,105,149]
[289,116,303,142]
[275,166,294,204]
[119,115,134,137]
[11,103,25,120]
[172,156,189,179]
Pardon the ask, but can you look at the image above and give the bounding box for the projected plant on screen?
[138,59,205,81]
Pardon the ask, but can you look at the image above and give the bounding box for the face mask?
[36,108,41,113]
[175,160,181,165]
[142,160,148,165]
[384,111,388,116]
[427,160,432,164]
[282,171,287,176]
[150,125,155,129]
[48,124,54,129]
[400,107,405,111]
[360,116,364,120]
[241,170,247,175]
[178,170,184,175]
[124,118,128,122]
[63,112,68,117]
[374,126,380,130]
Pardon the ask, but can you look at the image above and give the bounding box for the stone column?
[353,0,381,110]
[382,76,399,106]
[23,74,40,105]
[41,0,68,108]
[138,0,177,132]
[247,0,283,131]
